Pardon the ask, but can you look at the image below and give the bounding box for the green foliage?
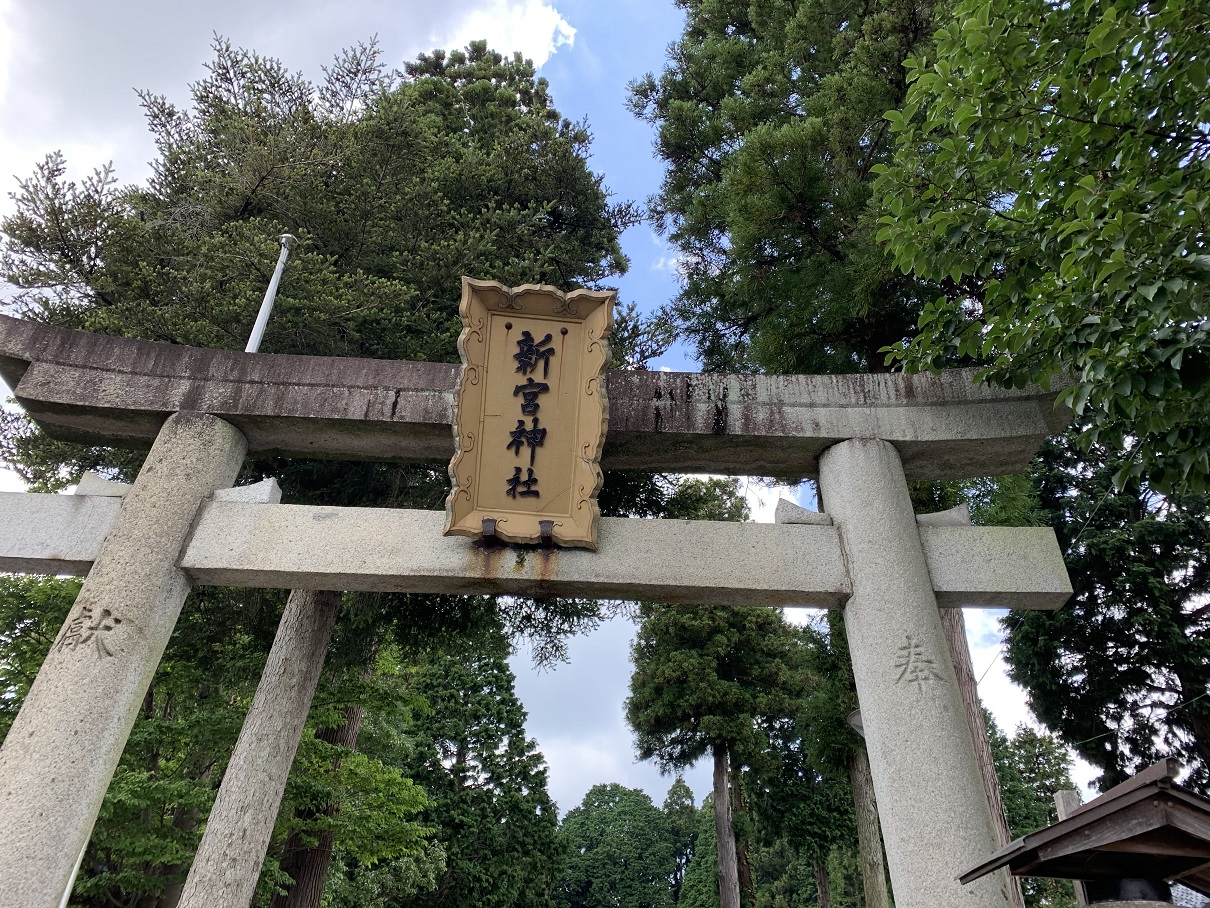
[1,37,633,500]
[744,617,856,860]
[876,0,1210,492]
[987,715,1075,838]
[396,637,561,908]
[61,587,284,904]
[820,847,865,908]
[678,803,720,908]
[626,478,797,770]
[323,842,447,908]
[743,617,859,908]
[749,838,816,908]
[3,39,632,351]
[794,615,860,777]
[8,586,438,907]
[285,672,431,868]
[632,0,937,372]
[0,574,81,741]
[664,778,699,904]
[626,602,802,771]
[1003,431,1210,792]
[556,783,676,908]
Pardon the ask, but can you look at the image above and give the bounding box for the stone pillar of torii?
[0,314,1071,908]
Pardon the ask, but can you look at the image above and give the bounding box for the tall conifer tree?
[399,636,561,908]
[630,0,936,372]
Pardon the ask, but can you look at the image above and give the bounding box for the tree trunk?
[158,805,202,908]
[712,740,741,908]
[939,607,1026,908]
[846,745,890,908]
[728,754,754,906]
[178,589,341,908]
[813,858,832,908]
[268,702,366,908]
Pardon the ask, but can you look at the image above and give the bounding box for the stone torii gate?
[0,314,1072,908]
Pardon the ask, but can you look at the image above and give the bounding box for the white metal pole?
[245,234,296,354]
[58,841,87,908]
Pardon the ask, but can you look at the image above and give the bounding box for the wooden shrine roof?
[961,759,1210,897]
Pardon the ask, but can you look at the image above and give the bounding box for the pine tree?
[398,635,561,908]
[678,802,720,908]
[627,600,802,908]
[987,715,1078,908]
[1004,432,1210,792]
[556,784,676,908]
[664,778,698,904]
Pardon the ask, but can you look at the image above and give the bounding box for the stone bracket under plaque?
[444,278,613,549]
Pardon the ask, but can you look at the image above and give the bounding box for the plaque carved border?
[444,277,613,549]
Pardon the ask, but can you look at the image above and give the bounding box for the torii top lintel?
[0,314,1069,480]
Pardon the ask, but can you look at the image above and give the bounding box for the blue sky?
[0,0,1054,815]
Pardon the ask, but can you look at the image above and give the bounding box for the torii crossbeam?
[0,315,1072,908]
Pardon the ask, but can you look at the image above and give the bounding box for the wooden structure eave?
[960,760,1210,897]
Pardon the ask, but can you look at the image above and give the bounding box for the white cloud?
[0,0,579,217]
[513,614,713,814]
[0,0,11,109]
[436,0,575,67]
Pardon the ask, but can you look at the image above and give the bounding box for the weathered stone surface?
[74,471,130,497]
[212,477,282,504]
[0,494,1072,610]
[178,589,340,908]
[774,498,833,526]
[0,314,1068,479]
[180,503,850,607]
[0,491,120,575]
[916,503,971,526]
[922,526,1071,609]
[819,438,1013,908]
[0,412,247,908]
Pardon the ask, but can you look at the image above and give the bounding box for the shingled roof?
[961,759,1210,898]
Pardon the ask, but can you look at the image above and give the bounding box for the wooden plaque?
[444,278,613,549]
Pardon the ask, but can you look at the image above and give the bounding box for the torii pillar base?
[820,438,1014,908]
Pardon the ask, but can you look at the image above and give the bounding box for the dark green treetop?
[556,783,677,908]
[987,714,1078,908]
[677,802,720,908]
[627,601,802,772]
[663,777,699,904]
[3,38,633,359]
[397,634,561,908]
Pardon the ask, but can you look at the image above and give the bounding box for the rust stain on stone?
[536,548,558,583]
[469,538,504,578]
